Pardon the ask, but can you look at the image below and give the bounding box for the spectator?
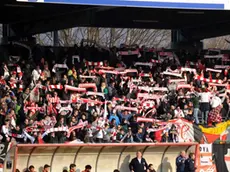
[191,95,200,124]
[82,165,92,172]
[184,153,196,172]
[28,165,35,172]
[113,170,120,172]
[43,164,50,172]
[147,164,156,172]
[176,151,187,172]
[0,44,229,145]
[69,164,76,172]
[129,151,148,172]
[169,124,178,143]
[199,88,211,125]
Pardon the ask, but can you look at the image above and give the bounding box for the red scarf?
[38,136,44,144]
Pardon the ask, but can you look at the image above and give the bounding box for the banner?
[137,118,204,143]
[196,144,217,172]
[199,121,230,143]
[196,165,217,172]
[213,144,230,172]
[196,144,230,172]
[199,144,213,166]
[0,142,10,172]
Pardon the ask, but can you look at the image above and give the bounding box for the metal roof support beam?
[171,29,203,50]
[53,31,59,46]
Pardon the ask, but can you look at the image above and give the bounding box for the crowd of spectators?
[0,42,229,144]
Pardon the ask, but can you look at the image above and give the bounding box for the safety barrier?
[5,143,198,172]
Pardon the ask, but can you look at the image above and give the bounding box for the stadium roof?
[1,0,230,40]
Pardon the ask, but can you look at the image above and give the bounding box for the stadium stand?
[0,41,229,145]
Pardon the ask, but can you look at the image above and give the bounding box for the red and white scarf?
[137,93,163,100]
[85,61,103,66]
[209,83,229,87]
[139,73,152,77]
[115,106,138,112]
[195,75,222,84]
[78,83,97,91]
[49,85,63,90]
[8,78,17,89]
[142,101,155,108]
[169,79,186,83]
[134,62,153,68]
[86,91,105,98]
[180,67,196,74]
[52,64,68,73]
[204,54,224,59]
[65,85,87,92]
[214,65,229,69]
[162,71,182,78]
[151,59,161,63]
[79,75,97,79]
[117,49,140,56]
[206,68,222,73]
[158,51,173,57]
[177,84,192,90]
[137,117,161,123]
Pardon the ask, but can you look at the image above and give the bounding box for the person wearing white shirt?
[199,89,212,125]
[32,66,41,84]
[1,120,11,142]
[174,107,185,118]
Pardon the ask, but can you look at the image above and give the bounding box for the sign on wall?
[199,144,213,166]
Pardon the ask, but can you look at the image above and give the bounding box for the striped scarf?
[85,61,103,66]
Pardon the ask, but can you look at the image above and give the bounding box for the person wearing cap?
[69,164,76,172]
[43,164,50,172]
[82,165,92,172]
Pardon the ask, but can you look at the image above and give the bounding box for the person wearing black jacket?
[176,151,186,172]
[184,153,196,172]
[129,151,148,172]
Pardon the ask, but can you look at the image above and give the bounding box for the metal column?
[53,31,59,46]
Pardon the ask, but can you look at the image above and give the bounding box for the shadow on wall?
[120,155,131,172]
[62,166,68,172]
[38,166,43,172]
[157,157,173,172]
[22,166,44,172]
